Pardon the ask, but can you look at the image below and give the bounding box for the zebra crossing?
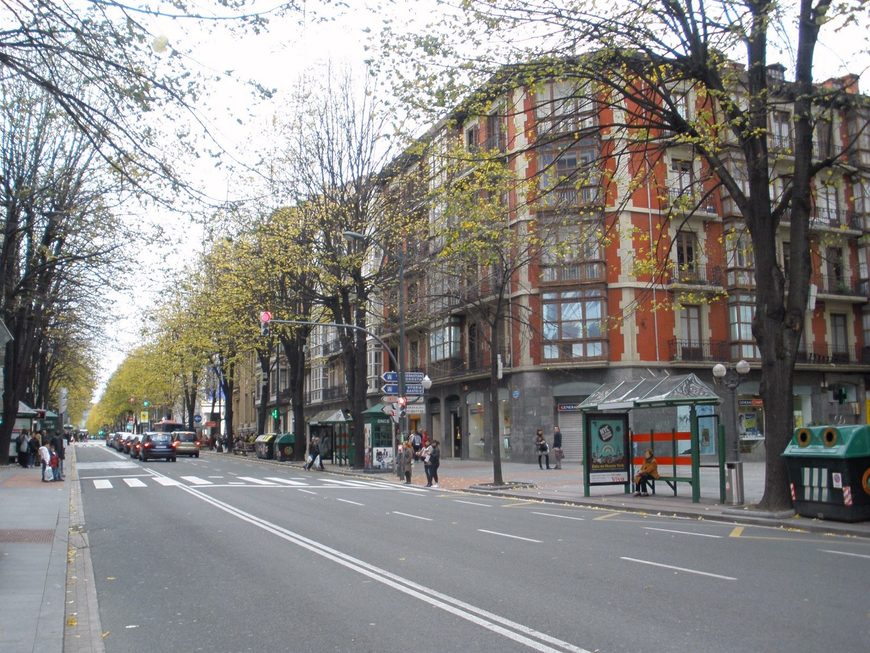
[85,474,423,492]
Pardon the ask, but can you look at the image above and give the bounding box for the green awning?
[362,403,387,415]
[308,409,350,425]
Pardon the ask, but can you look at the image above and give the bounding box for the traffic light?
[260,310,272,337]
[271,408,279,420]
[143,400,150,407]
[396,396,407,417]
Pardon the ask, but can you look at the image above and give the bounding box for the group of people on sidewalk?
[534,426,564,470]
[14,430,65,482]
[396,430,441,487]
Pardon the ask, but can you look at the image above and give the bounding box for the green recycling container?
[275,433,296,461]
[782,425,870,522]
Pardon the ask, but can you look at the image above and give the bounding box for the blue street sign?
[381,371,426,383]
[381,383,425,396]
[193,414,202,423]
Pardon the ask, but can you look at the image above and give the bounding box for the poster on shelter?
[585,414,629,484]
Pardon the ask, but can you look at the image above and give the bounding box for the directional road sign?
[381,371,426,384]
[381,395,399,404]
[381,383,425,396]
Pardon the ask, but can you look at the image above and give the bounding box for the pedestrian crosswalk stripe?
[236,476,277,486]
[321,478,371,487]
[154,477,181,486]
[123,478,147,488]
[265,477,307,486]
[94,480,112,489]
[181,476,212,485]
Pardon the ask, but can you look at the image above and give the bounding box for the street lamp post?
[342,230,408,440]
[712,359,751,462]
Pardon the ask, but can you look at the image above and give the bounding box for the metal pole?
[729,380,740,462]
[397,246,406,440]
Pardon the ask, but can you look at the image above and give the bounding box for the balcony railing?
[535,184,603,211]
[666,263,725,287]
[540,261,606,284]
[815,276,867,297]
[668,338,730,362]
[322,384,348,402]
[795,345,858,365]
[427,358,490,380]
[660,187,718,217]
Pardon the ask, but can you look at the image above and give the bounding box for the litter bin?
[725,461,744,505]
[782,425,870,522]
[275,433,295,461]
[255,434,276,460]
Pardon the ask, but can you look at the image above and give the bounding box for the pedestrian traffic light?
[271,408,279,420]
[260,310,272,337]
[143,400,150,407]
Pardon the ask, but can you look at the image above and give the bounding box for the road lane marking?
[156,472,594,653]
[454,500,493,507]
[237,476,277,486]
[729,527,744,538]
[393,511,433,521]
[79,473,152,480]
[153,477,180,486]
[503,500,539,508]
[820,549,870,559]
[478,529,543,543]
[644,527,722,539]
[620,557,736,580]
[337,498,364,506]
[265,477,308,486]
[321,478,371,487]
[532,512,585,522]
[298,489,317,495]
[593,512,619,520]
[93,480,112,489]
[123,478,147,488]
[181,476,212,485]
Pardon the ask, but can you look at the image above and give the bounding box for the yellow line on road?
[594,512,620,520]
[729,526,744,538]
[501,500,540,508]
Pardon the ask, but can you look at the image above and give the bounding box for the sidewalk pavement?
[2,448,868,653]
[0,446,103,653]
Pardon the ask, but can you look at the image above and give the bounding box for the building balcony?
[666,263,725,287]
[660,187,718,220]
[668,338,730,363]
[535,184,603,212]
[427,357,490,380]
[540,261,606,284]
[811,207,862,231]
[814,276,869,300]
[322,384,348,402]
[796,345,861,365]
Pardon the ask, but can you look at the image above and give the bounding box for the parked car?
[172,431,200,458]
[139,432,176,462]
[113,432,127,450]
[127,434,143,457]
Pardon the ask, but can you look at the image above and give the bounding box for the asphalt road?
[76,443,870,653]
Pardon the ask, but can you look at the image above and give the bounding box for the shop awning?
[308,409,350,425]
[362,403,388,415]
[578,374,721,412]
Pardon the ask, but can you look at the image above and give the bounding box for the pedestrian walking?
[535,429,550,469]
[421,441,434,487]
[552,426,564,469]
[396,438,405,480]
[400,441,414,484]
[38,440,51,482]
[410,429,423,460]
[633,449,659,496]
[429,440,441,488]
[305,435,324,471]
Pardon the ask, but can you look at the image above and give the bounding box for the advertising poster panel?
[585,413,630,485]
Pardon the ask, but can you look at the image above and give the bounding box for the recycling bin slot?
[725,461,744,506]
[782,425,870,522]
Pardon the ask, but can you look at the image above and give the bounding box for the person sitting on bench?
[633,449,659,496]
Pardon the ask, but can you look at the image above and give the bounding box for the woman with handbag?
[535,429,550,469]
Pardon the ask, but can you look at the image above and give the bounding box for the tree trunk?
[489,310,504,485]
[281,334,309,461]
[256,351,270,436]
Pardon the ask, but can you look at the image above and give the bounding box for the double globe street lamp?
[712,358,751,463]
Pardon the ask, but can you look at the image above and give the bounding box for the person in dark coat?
[27,434,40,468]
[429,440,441,488]
[50,433,65,480]
[535,429,550,469]
[400,441,414,484]
[16,432,28,467]
[552,426,563,469]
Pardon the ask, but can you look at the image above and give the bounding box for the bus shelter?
[578,374,723,503]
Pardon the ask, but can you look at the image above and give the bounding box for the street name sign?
[381,371,426,384]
